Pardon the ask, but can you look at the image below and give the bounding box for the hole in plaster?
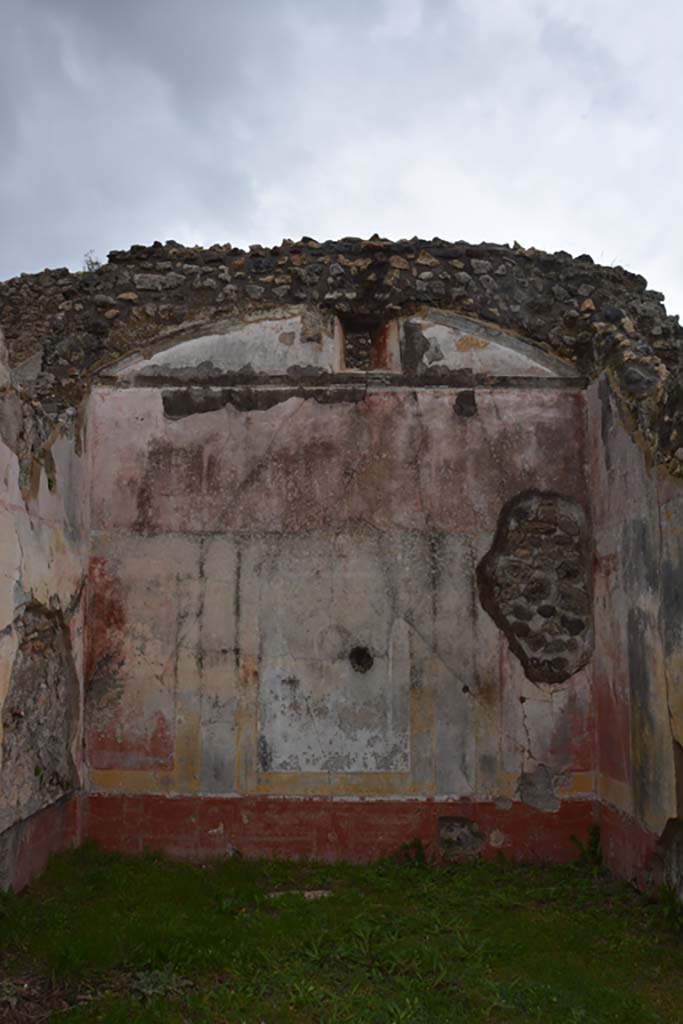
[349,646,374,673]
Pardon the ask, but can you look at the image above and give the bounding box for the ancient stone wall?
[1,237,682,478]
[0,236,682,890]
[477,491,593,685]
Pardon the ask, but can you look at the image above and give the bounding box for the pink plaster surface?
[89,388,588,536]
[84,383,593,802]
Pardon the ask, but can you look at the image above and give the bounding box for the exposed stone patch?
[477,491,593,684]
[0,387,76,496]
[344,328,373,368]
[1,603,79,828]
[339,313,386,369]
[438,817,487,856]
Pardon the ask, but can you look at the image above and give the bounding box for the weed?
[660,884,683,931]
[131,964,191,1001]
[82,250,102,272]
[0,980,19,1009]
[386,995,424,1022]
[398,837,428,867]
[571,823,603,871]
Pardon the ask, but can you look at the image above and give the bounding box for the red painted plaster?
[83,794,594,865]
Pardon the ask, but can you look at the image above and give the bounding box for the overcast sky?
[1,0,681,316]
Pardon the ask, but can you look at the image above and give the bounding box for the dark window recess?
[340,314,389,370]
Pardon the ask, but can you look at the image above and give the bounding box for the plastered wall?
[80,310,596,862]
[2,287,682,886]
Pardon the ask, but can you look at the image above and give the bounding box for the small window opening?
[340,313,390,371]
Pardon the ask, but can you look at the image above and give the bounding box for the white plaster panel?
[253,532,412,773]
[404,311,577,377]
[116,314,339,380]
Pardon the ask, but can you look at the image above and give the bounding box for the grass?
[1,843,683,1023]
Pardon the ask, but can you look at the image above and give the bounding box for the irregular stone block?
[477,490,593,683]
[1,603,79,826]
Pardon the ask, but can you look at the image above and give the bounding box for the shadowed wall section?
[0,392,88,890]
[588,375,683,888]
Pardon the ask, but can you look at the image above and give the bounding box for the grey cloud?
[1,0,682,317]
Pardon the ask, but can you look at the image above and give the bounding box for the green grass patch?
[1,843,683,1022]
